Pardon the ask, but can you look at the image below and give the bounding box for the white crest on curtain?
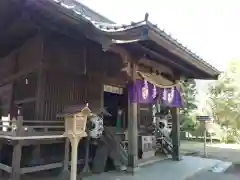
[167,87,175,103]
[142,79,149,100]
[152,84,157,99]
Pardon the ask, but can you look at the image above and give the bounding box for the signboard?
[196,116,211,121]
[196,115,211,157]
[104,85,123,94]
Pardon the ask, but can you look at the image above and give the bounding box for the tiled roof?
[52,0,114,23]
[49,0,220,75]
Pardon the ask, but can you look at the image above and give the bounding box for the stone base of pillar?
[59,170,70,180]
[172,154,182,161]
[59,170,85,180]
[127,154,139,174]
[126,166,140,174]
[79,171,92,178]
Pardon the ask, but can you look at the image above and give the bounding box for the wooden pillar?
[60,138,70,179]
[171,107,181,161]
[9,51,19,119]
[35,34,46,120]
[35,65,46,120]
[32,145,41,164]
[108,45,139,171]
[0,143,3,176]
[11,108,23,180]
[127,62,138,172]
[11,141,22,180]
[34,34,46,163]
[33,64,45,162]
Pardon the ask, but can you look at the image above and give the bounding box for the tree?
[180,79,198,130]
[207,59,240,129]
[181,79,198,114]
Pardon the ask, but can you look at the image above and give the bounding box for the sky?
[79,0,240,107]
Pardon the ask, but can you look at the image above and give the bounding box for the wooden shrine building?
[0,0,220,180]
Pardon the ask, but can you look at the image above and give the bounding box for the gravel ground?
[181,141,240,163]
[181,141,240,179]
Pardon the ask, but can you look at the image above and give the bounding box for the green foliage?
[181,116,196,131]
[180,79,198,115]
[208,59,240,129]
[221,128,240,144]
[180,79,198,130]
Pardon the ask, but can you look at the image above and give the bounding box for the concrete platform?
[85,156,225,180]
[2,156,230,180]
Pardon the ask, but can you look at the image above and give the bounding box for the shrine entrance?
[103,85,128,129]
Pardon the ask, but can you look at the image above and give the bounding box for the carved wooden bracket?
[107,44,135,82]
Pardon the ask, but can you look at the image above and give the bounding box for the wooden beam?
[0,163,11,173]
[14,97,36,105]
[44,63,85,76]
[0,63,40,87]
[20,162,62,174]
[25,7,86,43]
[4,138,63,146]
[0,6,38,57]
[139,45,205,78]
[0,135,65,140]
[149,30,220,78]
[0,0,24,37]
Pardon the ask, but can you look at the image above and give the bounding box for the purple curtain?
[128,79,183,107]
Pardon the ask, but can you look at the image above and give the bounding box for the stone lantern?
[60,104,91,180]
